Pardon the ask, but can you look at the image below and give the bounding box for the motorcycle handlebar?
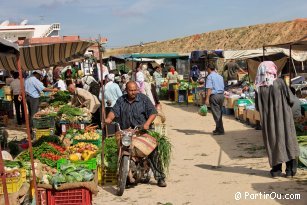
[110,122,143,132]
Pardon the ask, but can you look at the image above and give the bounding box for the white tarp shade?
[223,48,307,62]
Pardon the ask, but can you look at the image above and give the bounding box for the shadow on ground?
[195,163,270,178]
[173,127,266,159]
[251,180,307,205]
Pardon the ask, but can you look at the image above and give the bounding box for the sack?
[199,105,208,116]
[132,133,157,157]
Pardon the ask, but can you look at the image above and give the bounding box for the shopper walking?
[10,72,25,125]
[205,64,225,135]
[255,61,299,177]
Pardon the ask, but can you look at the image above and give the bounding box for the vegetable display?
[68,142,98,161]
[148,131,172,173]
[17,142,64,167]
[58,105,92,122]
[104,137,118,171]
[74,131,100,140]
[40,153,63,167]
[49,163,94,188]
[32,135,62,147]
[50,91,71,106]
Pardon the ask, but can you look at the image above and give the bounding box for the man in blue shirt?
[205,64,225,135]
[25,70,58,128]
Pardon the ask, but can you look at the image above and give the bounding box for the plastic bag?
[199,105,208,116]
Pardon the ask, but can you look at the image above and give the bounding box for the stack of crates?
[32,116,55,139]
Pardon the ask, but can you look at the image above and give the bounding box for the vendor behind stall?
[224,59,247,85]
[290,87,303,120]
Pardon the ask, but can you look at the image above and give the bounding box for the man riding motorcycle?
[105,81,167,187]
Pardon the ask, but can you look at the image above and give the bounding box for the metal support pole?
[17,55,39,202]
[97,37,107,182]
[289,45,292,87]
[0,145,10,205]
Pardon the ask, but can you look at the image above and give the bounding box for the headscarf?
[170,67,175,75]
[136,71,145,93]
[107,73,115,82]
[254,61,277,92]
[122,74,130,80]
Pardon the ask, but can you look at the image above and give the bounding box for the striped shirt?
[111,93,157,129]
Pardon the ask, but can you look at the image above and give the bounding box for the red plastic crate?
[36,188,48,205]
[47,188,92,205]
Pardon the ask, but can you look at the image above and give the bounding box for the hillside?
[105,19,307,56]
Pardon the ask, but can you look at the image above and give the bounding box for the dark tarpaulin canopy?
[0,38,19,55]
[264,35,307,51]
[0,41,94,71]
[129,53,182,59]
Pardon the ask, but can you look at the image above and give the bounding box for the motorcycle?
[113,123,156,196]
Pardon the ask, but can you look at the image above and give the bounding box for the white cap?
[33,70,43,76]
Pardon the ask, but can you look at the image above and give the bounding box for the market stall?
[0,37,113,205]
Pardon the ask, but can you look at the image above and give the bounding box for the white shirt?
[97,64,109,82]
[54,79,67,91]
[10,79,21,95]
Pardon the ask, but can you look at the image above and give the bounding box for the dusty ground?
[5,101,307,205]
[93,101,307,205]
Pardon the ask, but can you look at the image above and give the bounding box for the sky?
[1,0,306,48]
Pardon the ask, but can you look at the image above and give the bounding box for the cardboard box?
[254,111,260,121]
[242,109,247,122]
[226,97,237,109]
[246,109,254,120]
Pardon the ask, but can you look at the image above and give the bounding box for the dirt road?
[94,101,307,205]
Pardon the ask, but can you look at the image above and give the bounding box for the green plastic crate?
[236,99,254,106]
[72,138,102,147]
[57,158,97,170]
[301,104,307,112]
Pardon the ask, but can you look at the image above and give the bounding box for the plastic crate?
[155,123,167,136]
[98,166,117,186]
[20,168,27,183]
[36,188,47,205]
[47,188,92,205]
[236,99,254,107]
[33,128,55,140]
[33,116,55,129]
[0,100,13,111]
[72,132,102,147]
[0,175,23,194]
[73,138,102,147]
[301,104,307,112]
[59,121,91,134]
[57,158,97,170]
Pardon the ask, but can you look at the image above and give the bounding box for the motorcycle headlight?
[122,135,131,146]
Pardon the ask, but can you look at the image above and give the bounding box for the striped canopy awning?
[0,40,94,71]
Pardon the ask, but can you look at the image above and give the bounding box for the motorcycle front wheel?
[117,155,129,196]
